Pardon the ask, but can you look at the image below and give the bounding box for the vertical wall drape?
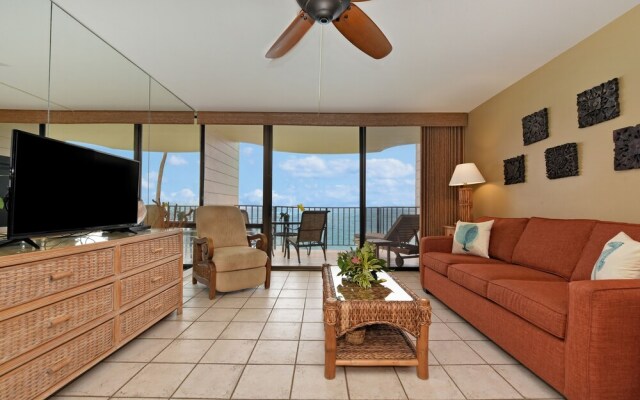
[420,126,464,237]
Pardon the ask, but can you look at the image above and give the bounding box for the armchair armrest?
[247,233,269,252]
[565,279,640,400]
[420,236,453,254]
[193,237,214,265]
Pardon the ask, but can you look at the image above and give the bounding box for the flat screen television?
[7,130,140,243]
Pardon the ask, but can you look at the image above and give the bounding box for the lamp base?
[458,187,474,222]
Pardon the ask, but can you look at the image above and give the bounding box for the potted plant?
[337,241,388,289]
[279,211,290,222]
[336,242,388,344]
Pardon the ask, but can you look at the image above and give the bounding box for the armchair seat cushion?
[213,246,268,272]
[447,263,565,298]
[487,280,568,339]
[422,252,505,276]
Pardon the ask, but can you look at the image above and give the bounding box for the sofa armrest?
[565,279,640,400]
[420,236,453,253]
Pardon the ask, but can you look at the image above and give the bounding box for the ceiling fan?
[266,0,392,59]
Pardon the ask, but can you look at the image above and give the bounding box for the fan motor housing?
[297,0,351,24]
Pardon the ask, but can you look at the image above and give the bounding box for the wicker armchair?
[192,206,270,299]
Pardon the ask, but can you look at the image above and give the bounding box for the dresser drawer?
[0,320,114,400]
[121,260,181,305]
[120,285,180,339]
[0,285,114,364]
[0,249,114,312]
[120,234,181,272]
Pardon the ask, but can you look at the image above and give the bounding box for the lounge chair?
[356,214,420,267]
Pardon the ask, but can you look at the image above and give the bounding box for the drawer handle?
[49,314,72,328]
[46,357,71,374]
[151,247,164,254]
[151,276,163,283]
[152,303,163,311]
[49,271,74,281]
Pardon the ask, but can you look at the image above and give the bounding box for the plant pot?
[345,328,366,345]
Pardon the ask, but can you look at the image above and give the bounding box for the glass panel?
[48,124,134,159]
[329,266,413,301]
[145,79,197,263]
[366,127,421,268]
[202,124,263,222]
[0,0,51,111]
[273,125,359,267]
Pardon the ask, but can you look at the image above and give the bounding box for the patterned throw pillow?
[451,220,494,258]
[591,232,640,280]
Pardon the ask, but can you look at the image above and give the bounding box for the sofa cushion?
[572,221,640,281]
[487,280,568,339]
[511,217,596,279]
[422,252,504,276]
[213,246,268,272]
[448,263,565,298]
[476,216,530,263]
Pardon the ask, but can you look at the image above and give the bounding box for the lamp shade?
[449,163,485,186]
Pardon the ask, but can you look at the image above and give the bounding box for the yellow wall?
[467,5,640,223]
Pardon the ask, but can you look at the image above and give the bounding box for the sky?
[239,143,417,207]
[76,142,417,208]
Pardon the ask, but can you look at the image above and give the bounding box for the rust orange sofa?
[420,217,640,400]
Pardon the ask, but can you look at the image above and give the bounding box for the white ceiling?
[5,0,640,113]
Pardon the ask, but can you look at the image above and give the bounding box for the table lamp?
[449,163,485,222]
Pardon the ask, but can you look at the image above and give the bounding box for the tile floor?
[54,269,563,400]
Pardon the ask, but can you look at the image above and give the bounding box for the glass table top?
[328,266,413,302]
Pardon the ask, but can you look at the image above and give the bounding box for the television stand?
[0,237,40,249]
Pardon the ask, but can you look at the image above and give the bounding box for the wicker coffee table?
[322,265,432,379]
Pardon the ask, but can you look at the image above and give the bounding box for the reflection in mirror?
[48,124,134,159]
[0,0,52,111]
[49,4,150,113]
[145,78,197,262]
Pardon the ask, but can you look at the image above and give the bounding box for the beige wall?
[467,5,640,223]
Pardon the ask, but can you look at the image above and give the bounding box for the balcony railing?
[165,204,419,264]
[239,205,419,248]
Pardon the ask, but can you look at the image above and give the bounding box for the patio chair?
[356,214,420,267]
[192,206,271,299]
[285,210,329,263]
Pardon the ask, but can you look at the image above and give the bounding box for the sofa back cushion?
[511,217,596,279]
[572,221,640,281]
[476,216,529,263]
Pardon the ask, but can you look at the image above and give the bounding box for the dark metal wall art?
[577,78,620,128]
[503,155,525,185]
[613,124,640,171]
[545,143,579,179]
[522,108,549,145]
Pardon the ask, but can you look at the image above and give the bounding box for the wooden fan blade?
[266,11,315,59]
[333,4,392,59]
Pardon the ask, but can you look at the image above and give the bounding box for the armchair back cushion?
[476,216,529,262]
[572,221,640,281]
[511,217,596,279]
[196,206,249,248]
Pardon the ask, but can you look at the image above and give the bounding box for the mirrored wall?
[0,1,197,259]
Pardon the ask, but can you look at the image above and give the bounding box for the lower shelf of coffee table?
[335,324,418,366]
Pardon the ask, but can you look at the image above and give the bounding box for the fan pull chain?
[317,25,324,113]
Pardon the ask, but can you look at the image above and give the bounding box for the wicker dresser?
[0,229,183,400]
